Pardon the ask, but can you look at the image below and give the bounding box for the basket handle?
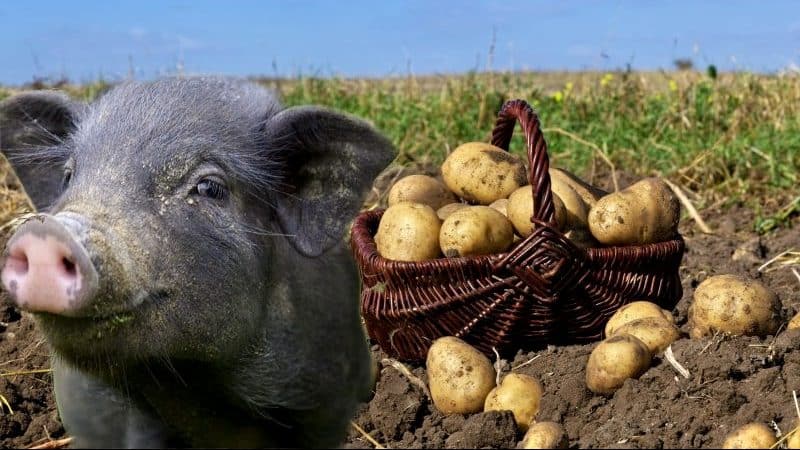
[490,99,556,226]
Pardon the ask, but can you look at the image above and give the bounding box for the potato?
[549,168,607,208]
[374,202,441,261]
[688,274,779,339]
[564,228,599,249]
[441,142,527,205]
[585,334,651,395]
[786,421,800,449]
[610,317,680,354]
[721,422,777,449]
[439,206,514,257]
[788,311,800,330]
[489,198,508,216]
[437,202,468,221]
[549,176,589,230]
[387,174,456,210]
[426,336,496,415]
[604,301,675,337]
[484,373,543,432]
[507,185,566,237]
[519,421,568,449]
[588,177,680,245]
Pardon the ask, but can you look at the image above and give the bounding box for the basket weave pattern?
[351,99,685,361]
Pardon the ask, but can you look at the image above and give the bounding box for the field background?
[4,70,796,234]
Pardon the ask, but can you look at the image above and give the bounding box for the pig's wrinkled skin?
[0,78,395,448]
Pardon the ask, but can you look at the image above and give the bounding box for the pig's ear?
[0,92,83,211]
[266,106,397,257]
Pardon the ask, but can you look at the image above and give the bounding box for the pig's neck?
[130,361,296,448]
[123,327,345,447]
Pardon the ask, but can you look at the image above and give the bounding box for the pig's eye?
[194,178,227,200]
[62,167,73,189]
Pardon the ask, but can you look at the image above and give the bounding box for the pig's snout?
[1,215,98,316]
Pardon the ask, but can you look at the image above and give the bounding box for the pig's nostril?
[62,257,77,277]
[5,252,29,276]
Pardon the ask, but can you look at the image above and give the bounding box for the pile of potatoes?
[586,301,680,395]
[586,273,782,396]
[426,336,567,449]
[375,141,682,261]
[421,273,784,447]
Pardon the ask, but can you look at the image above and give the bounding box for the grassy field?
[1,71,798,232]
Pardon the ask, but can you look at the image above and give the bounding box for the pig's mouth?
[41,288,170,322]
[129,289,171,310]
[36,287,167,328]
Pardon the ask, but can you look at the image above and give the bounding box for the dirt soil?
[1,171,799,448]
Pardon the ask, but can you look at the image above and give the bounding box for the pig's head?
[0,78,394,372]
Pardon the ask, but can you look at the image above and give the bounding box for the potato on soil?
[439,206,514,257]
[507,185,566,237]
[688,274,779,339]
[388,174,457,210]
[426,336,496,415]
[788,311,800,330]
[786,421,800,449]
[585,334,651,395]
[441,142,527,205]
[721,422,777,449]
[374,202,441,261]
[588,177,680,245]
[519,421,568,449]
[549,167,607,208]
[610,317,680,354]
[604,301,675,337]
[436,202,468,221]
[484,373,543,432]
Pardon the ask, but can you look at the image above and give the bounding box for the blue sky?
[1,1,798,85]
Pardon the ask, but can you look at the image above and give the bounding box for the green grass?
[277,72,798,198]
[3,70,799,231]
[273,71,800,231]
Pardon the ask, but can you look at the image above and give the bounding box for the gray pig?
[0,77,395,448]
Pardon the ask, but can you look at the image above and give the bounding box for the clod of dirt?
[444,410,517,449]
[367,366,427,440]
[731,236,765,265]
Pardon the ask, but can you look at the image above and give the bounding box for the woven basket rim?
[353,209,684,268]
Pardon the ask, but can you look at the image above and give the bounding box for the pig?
[0,77,396,448]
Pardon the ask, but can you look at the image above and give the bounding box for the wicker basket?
[351,99,685,362]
